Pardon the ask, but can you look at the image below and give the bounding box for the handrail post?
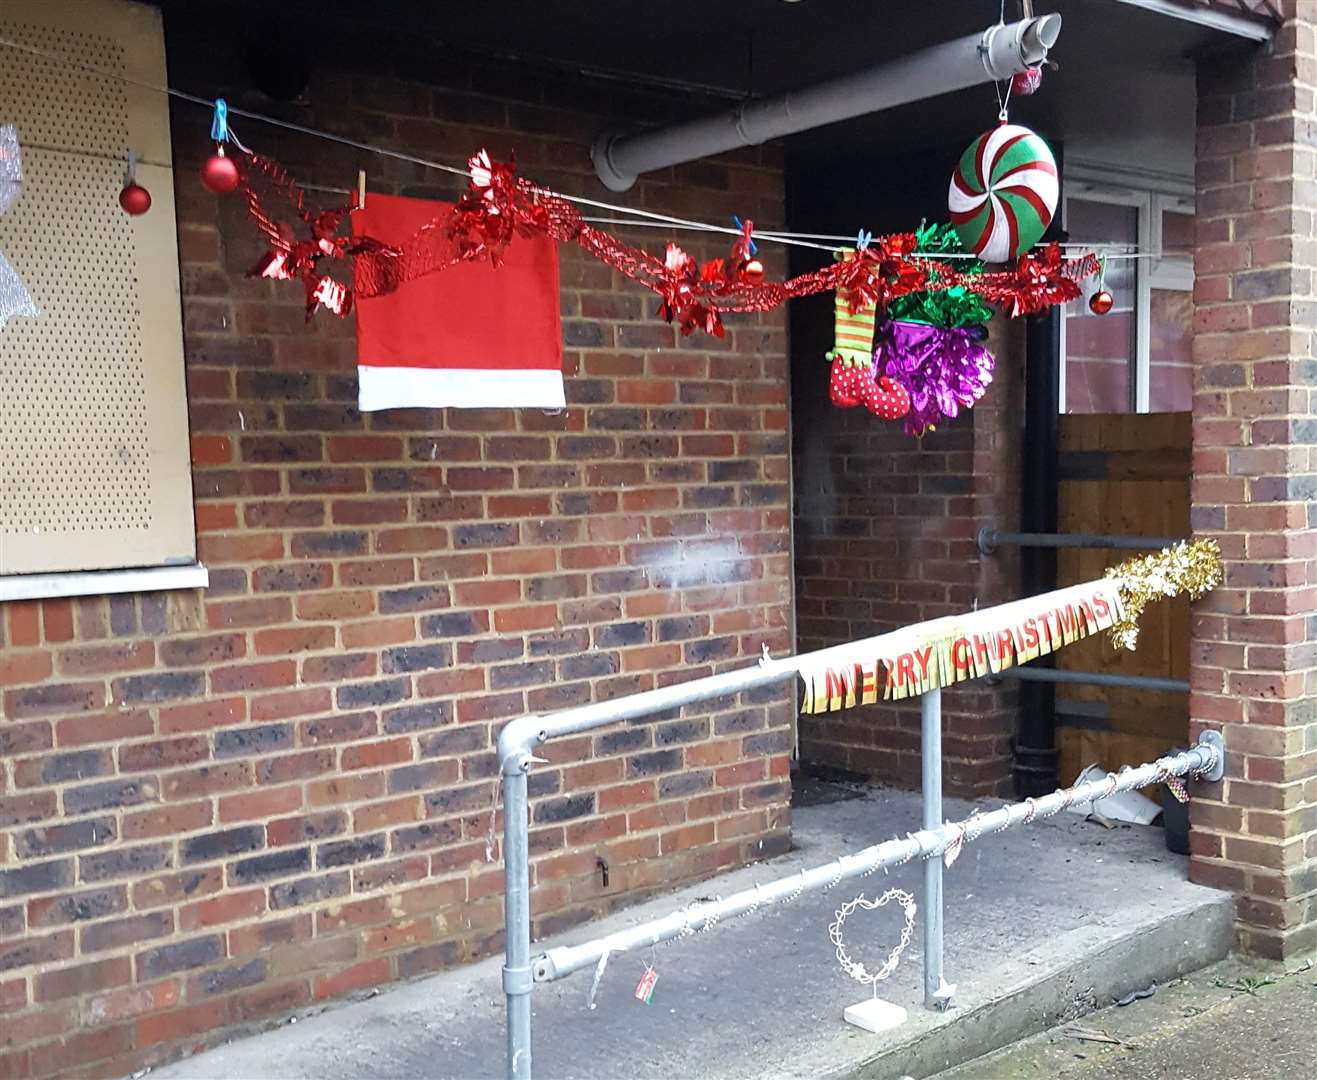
[921,688,946,1009]
[499,721,541,1080]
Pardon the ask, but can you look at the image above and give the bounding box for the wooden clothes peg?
[357,169,366,209]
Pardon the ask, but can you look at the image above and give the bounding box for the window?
[0,0,203,599]
[1060,184,1194,415]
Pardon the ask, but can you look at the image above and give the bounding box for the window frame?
[1060,179,1194,416]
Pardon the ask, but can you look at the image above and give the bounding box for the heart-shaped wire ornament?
[828,889,917,998]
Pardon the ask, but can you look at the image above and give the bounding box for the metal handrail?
[977,527,1186,556]
[998,667,1190,693]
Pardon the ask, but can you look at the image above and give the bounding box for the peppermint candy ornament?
[948,122,1058,263]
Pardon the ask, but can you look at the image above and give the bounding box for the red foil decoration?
[235,145,1099,330]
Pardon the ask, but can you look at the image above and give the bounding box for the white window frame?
[1060,179,1194,415]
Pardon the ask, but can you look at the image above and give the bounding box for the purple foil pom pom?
[875,319,994,436]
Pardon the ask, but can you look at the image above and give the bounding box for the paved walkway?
[934,951,1317,1080]
[151,785,1230,1080]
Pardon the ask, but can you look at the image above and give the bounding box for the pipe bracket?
[1198,730,1226,783]
[497,715,547,776]
[502,963,534,996]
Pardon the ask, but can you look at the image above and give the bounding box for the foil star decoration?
[0,125,40,329]
[248,206,391,319]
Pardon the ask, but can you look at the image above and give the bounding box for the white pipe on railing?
[591,15,1062,191]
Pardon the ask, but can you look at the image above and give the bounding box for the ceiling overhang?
[1112,0,1276,42]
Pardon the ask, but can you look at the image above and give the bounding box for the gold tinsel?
[1105,538,1223,651]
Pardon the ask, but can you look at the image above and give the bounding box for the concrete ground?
[150,783,1232,1080]
[933,951,1317,1080]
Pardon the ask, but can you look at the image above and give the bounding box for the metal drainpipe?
[592,14,1062,191]
[1016,306,1062,797]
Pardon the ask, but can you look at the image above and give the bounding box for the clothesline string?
[0,35,824,253]
[0,34,1186,263]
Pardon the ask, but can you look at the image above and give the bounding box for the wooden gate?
[1053,412,1192,786]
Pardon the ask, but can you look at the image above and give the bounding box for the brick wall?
[1189,5,1317,958]
[790,312,1023,799]
[0,28,794,1079]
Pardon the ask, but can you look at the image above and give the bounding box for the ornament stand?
[830,885,919,1034]
[844,997,908,1035]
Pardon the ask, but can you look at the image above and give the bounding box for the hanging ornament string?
[991,0,1013,121]
[828,889,917,997]
[0,34,1157,265]
[233,145,1099,334]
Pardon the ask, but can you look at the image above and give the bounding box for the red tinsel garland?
[236,147,1098,333]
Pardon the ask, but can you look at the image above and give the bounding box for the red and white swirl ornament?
[948,123,1058,263]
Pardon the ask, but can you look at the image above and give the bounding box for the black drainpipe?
[1014,304,1061,797]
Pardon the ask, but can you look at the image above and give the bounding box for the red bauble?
[742,258,765,283]
[1089,288,1114,315]
[201,148,240,194]
[118,182,151,215]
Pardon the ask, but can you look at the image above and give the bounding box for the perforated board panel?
[0,0,194,576]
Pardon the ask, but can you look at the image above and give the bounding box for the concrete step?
[929,951,1317,1080]
[150,786,1232,1080]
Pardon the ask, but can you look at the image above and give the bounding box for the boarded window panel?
[0,0,194,575]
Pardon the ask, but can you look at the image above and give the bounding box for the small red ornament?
[1089,288,1114,315]
[118,151,151,215]
[202,146,240,194]
[1011,66,1044,97]
[742,258,765,283]
[118,181,150,215]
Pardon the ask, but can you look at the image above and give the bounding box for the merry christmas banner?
[799,578,1125,713]
[352,194,564,411]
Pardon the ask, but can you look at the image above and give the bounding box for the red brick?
[7,602,41,647]
[190,434,233,466]
[42,600,75,643]
[29,1022,132,1073]
[207,596,294,630]
[251,687,334,721]
[253,626,337,656]
[199,532,286,564]
[82,978,180,1025]
[341,739,413,770]
[159,696,247,733]
[342,617,417,649]
[122,801,213,840]
[179,889,266,932]
[34,956,132,1002]
[136,1000,227,1048]
[0,652,52,687]
[56,641,154,676]
[219,785,304,823]
[493,605,558,632]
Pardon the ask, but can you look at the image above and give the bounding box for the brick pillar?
[1190,9,1317,958]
